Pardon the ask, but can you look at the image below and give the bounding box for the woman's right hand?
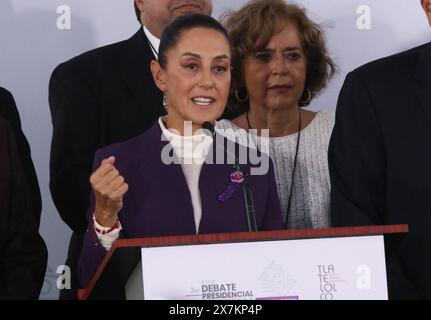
[90,156,129,227]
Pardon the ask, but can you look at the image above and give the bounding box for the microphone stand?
[202,122,257,232]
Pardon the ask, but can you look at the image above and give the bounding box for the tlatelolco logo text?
[317,264,347,300]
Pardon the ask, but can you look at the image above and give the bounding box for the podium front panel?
[139,235,388,300]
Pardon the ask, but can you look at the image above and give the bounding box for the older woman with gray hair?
[217,0,336,229]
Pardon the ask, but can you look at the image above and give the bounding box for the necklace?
[246,110,302,229]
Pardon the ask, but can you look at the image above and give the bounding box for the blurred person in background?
[0,111,47,299]
[329,0,431,299]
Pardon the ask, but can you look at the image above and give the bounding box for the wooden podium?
[78,225,407,300]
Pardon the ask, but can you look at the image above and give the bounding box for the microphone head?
[202,121,215,136]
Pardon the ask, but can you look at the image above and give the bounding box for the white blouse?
[216,111,334,229]
[159,117,213,233]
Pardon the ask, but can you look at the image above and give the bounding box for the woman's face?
[243,21,307,112]
[152,27,231,133]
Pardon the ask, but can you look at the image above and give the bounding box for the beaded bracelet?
[93,219,120,235]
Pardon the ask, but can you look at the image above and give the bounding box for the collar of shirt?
[143,25,160,58]
[158,117,214,162]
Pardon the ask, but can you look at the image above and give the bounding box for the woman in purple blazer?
[78,14,283,288]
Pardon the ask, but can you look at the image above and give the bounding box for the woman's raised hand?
[90,156,128,227]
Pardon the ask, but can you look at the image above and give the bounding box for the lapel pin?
[217,163,244,203]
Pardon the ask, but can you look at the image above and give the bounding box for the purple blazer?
[78,121,282,287]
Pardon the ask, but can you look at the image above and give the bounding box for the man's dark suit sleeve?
[0,120,47,299]
[328,71,419,299]
[0,88,42,227]
[49,63,100,233]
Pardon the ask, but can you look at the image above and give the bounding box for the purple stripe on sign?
[256,296,299,300]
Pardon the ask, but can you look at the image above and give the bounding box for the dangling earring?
[299,88,312,106]
[235,88,249,103]
[163,92,168,111]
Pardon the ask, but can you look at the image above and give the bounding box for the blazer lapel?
[414,42,431,124]
[117,29,165,118]
[198,134,250,233]
[136,122,196,233]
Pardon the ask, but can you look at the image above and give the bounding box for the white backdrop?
[0,0,429,299]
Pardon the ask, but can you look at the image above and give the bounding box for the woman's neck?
[247,105,301,137]
[233,104,317,138]
[165,117,210,136]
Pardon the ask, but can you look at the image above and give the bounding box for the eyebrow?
[214,54,230,60]
[257,47,301,52]
[181,52,230,60]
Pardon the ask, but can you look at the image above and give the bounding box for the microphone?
[201,121,257,232]
[202,121,215,136]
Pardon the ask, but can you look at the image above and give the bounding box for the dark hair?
[134,2,140,23]
[158,13,231,69]
[222,0,336,113]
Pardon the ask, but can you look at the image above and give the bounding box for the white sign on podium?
[132,235,388,300]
